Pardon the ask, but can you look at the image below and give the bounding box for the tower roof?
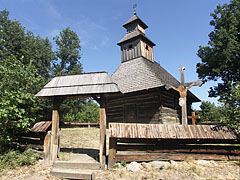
[123,14,148,29]
[117,29,155,46]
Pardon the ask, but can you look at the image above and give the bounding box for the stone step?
[50,168,100,180]
[53,161,101,170]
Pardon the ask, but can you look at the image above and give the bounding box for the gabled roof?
[123,14,148,29]
[117,30,155,46]
[111,57,200,102]
[36,72,120,98]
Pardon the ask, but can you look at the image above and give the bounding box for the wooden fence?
[108,123,240,168]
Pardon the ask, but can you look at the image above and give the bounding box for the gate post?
[50,98,63,166]
[99,96,106,169]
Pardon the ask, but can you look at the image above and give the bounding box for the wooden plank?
[108,138,117,169]
[108,123,239,140]
[115,153,239,162]
[116,144,240,154]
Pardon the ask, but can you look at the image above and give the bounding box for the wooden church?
[106,12,200,125]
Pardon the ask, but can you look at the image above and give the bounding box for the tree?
[0,9,55,80]
[198,101,222,122]
[52,28,86,122]
[220,84,240,132]
[63,99,99,123]
[196,0,240,99]
[0,55,43,145]
[52,27,82,76]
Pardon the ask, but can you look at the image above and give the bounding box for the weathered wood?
[63,122,99,127]
[50,98,63,166]
[116,144,240,153]
[44,131,51,166]
[99,96,106,169]
[108,138,117,169]
[115,153,240,162]
[109,123,239,140]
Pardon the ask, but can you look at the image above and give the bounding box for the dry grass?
[60,127,100,149]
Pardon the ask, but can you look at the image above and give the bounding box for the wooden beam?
[50,98,64,166]
[99,95,106,169]
[108,138,117,169]
[115,153,240,162]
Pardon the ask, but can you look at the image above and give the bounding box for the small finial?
[133,4,137,15]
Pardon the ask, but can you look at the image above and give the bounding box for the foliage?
[198,101,222,122]
[52,27,82,76]
[0,9,55,80]
[0,9,54,136]
[196,0,240,99]
[121,160,127,167]
[220,84,240,132]
[52,27,91,123]
[0,149,40,171]
[0,55,43,145]
[196,0,240,130]
[63,99,99,123]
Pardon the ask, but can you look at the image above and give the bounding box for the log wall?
[106,88,181,124]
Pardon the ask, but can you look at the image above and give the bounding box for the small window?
[145,45,149,50]
[129,45,133,49]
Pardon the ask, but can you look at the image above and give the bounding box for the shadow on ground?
[60,148,99,160]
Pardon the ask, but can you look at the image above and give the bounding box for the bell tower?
[117,10,155,63]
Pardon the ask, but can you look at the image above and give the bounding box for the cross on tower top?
[133,4,137,15]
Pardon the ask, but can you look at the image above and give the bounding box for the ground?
[0,127,239,180]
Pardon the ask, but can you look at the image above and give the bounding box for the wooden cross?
[170,66,202,125]
[187,112,200,125]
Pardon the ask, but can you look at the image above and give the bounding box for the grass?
[60,127,100,149]
[0,149,40,171]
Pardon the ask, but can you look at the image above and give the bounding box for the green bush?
[0,149,40,171]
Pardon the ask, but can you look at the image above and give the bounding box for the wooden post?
[43,131,51,166]
[108,138,117,169]
[50,98,62,166]
[99,96,106,169]
[187,112,200,125]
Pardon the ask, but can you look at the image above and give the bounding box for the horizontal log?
[107,112,124,117]
[19,137,44,145]
[115,153,240,162]
[107,108,124,113]
[116,144,240,153]
[116,138,240,145]
[63,122,99,127]
[20,132,46,139]
[108,94,159,103]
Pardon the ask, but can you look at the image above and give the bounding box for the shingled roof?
[117,29,155,46]
[112,57,179,93]
[36,72,120,98]
[123,14,148,29]
[111,57,200,102]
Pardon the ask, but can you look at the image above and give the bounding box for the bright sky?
[1,0,229,109]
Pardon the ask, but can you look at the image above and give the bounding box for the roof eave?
[117,34,156,47]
